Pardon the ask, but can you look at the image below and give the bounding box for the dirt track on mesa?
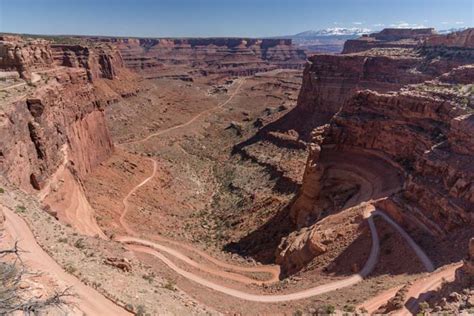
[2,206,131,316]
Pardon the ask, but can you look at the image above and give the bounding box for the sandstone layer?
[100,37,307,78]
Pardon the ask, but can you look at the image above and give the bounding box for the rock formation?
[51,43,125,80]
[0,36,53,79]
[0,36,139,233]
[276,28,474,273]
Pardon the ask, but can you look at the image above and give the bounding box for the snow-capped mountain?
[293,27,372,38]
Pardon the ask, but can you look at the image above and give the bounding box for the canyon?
[0,27,472,315]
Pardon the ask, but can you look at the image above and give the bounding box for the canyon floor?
[76,71,441,314]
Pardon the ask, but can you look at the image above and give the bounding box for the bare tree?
[0,238,74,315]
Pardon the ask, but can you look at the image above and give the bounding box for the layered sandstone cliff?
[0,35,54,79]
[101,37,307,77]
[276,28,474,274]
[0,36,139,234]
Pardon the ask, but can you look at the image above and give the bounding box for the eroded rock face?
[51,44,125,81]
[0,37,53,79]
[276,225,327,276]
[0,37,138,192]
[104,37,307,77]
[276,28,473,274]
[328,89,473,231]
[289,125,328,227]
[294,53,429,137]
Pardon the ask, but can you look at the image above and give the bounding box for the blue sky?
[0,0,472,37]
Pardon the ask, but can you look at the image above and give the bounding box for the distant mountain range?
[286,27,468,39]
[291,27,372,38]
[278,27,469,53]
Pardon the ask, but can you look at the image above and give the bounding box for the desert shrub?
[73,238,85,249]
[0,187,4,194]
[64,263,77,274]
[136,304,147,316]
[15,206,26,213]
[162,279,176,291]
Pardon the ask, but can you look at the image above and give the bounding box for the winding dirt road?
[120,210,381,302]
[115,148,435,302]
[2,206,131,316]
[118,158,280,285]
[111,80,439,303]
[400,263,461,315]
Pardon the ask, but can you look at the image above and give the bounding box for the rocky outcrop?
[101,37,307,77]
[51,43,125,81]
[275,225,327,276]
[293,53,429,137]
[327,88,473,230]
[0,36,138,203]
[289,125,327,226]
[0,36,53,79]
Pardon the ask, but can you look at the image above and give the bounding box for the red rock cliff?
[99,37,307,77]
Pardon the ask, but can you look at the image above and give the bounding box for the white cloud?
[373,23,385,27]
[333,22,340,25]
[441,21,449,25]
[353,22,363,25]
[455,21,465,25]
[390,21,427,28]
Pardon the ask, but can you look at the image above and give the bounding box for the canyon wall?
[292,28,474,229]
[96,37,307,77]
[277,28,474,274]
[0,37,139,234]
